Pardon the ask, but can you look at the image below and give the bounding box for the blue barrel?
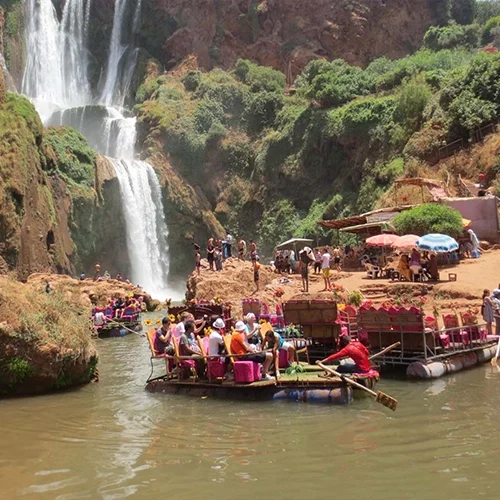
[272,387,352,404]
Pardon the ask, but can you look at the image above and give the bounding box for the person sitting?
[154,317,174,355]
[93,310,106,328]
[230,321,273,380]
[209,318,226,357]
[426,253,439,281]
[179,320,203,377]
[262,329,296,371]
[316,335,371,374]
[244,313,261,347]
[397,254,412,281]
[409,248,421,267]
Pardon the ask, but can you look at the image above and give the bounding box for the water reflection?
[0,331,499,499]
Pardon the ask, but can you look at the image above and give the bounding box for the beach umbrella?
[416,233,459,253]
[365,234,399,247]
[391,234,419,250]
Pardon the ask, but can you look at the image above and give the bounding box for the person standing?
[206,238,215,271]
[215,245,223,272]
[253,257,260,292]
[314,249,322,274]
[482,289,494,336]
[94,262,101,280]
[299,247,313,293]
[238,238,247,260]
[332,247,342,272]
[194,244,201,275]
[321,248,332,291]
[225,232,233,258]
[250,240,257,262]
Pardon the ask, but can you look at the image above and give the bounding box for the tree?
[392,204,464,238]
[396,77,432,131]
[449,0,477,25]
[423,23,480,50]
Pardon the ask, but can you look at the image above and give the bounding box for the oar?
[491,337,500,366]
[369,342,401,361]
[317,362,398,411]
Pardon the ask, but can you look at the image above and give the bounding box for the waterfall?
[22,0,172,299]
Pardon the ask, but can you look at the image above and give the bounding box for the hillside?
[2,0,500,281]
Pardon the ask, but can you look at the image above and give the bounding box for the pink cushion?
[180,359,196,368]
[279,349,289,369]
[208,359,225,379]
[234,361,256,383]
[253,363,261,380]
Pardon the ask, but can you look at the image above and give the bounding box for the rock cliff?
[139,0,446,72]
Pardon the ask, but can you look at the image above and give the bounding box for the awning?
[276,238,314,251]
[339,221,396,234]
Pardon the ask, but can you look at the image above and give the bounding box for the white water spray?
[22,0,172,299]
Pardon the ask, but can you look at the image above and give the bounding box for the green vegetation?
[130,6,500,254]
[1,357,35,384]
[43,127,97,188]
[392,204,464,238]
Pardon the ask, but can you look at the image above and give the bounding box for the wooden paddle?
[491,338,500,366]
[105,321,144,336]
[317,362,398,411]
[369,342,401,361]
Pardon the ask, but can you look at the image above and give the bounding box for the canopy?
[391,234,419,250]
[276,238,314,252]
[416,234,459,253]
[365,234,399,247]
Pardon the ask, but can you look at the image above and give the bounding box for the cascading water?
[22,0,171,298]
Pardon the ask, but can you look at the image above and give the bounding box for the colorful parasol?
[365,234,400,247]
[391,234,419,250]
[416,233,459,253]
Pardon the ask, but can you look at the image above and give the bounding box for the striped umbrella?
[416,233,459,253]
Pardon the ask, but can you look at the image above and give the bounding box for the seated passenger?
[179,321,201,356]
[262,329,296,367]
[244,313,261,347]
[317,335,371,374]
[231,321,273,380]
[209,318,226,356]
[93,310,106,327]
[154,317,174,355]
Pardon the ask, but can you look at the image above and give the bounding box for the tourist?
[316,335,371,374]
[230,321,273,380]
[397,254,412,281]
[468,229,481,258]
[299,247,313,293]
[93,310,106,328]
[207,238,215,271]
[427,253,439,281]
[45,281,52,294]
[409,248,421,267]
[262,329,296,370]
[244,313,261,346]
[321,248,332,291]
[314,249,322,274]
[154,317,174,355]
[481,289,494,336]
[104,270,111,279]
[253,257,260,292]
[179,320,201,355]
[80,273,86,281]
[215,246,223,272]
[333,246,342,272]
[174,312,207,339]
[209,318,226,356]
[250,240,257,262]
[115,273,123,281]
[238,238,247,260]
[194,244,201,276]
[224,231,233,259]
[94,262,101,280]
[344,243,352,258]
[491,290,500,335]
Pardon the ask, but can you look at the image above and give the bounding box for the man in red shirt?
[316,335,371,374]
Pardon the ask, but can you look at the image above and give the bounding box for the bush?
[233,59,285,92]
[182,70,203,91]
[482,15,500,43]
[392,204,464,238]
[423,23,480,51]
[43,127,96,187]
[476,2,500,24]
[194,99,225,133]
[298,59,375,107]
[246,91,284,133]
[396,77,432,131]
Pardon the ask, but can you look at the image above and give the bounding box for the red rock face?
[147,0,445,72]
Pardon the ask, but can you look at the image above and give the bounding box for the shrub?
[423,23,480,51]
[194,99,225,133]
[182,70,203,91]
[476,2,500,24]
[392,204,464,238]
[246,91,284,133]
[396,77,432,131]
[233,59,286,92]
[43,126,96,187]
[482,15,500,44]
[298,59,375,107]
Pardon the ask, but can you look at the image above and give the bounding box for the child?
[194,244,201,276]
[482,289,494,336]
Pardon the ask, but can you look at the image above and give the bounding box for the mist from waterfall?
[22,0,172,299]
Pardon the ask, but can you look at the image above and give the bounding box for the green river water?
[1,328,500,499]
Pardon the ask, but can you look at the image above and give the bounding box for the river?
[1,322,499,499]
